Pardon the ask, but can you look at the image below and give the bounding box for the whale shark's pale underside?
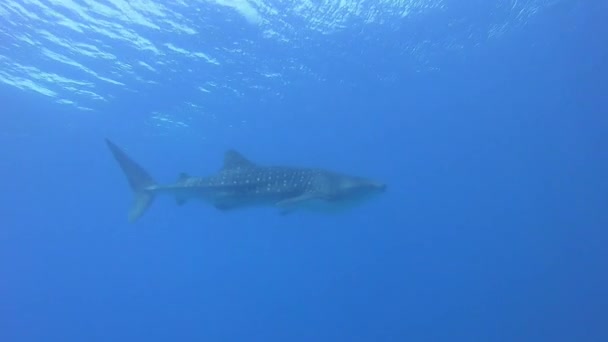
[106,139,386,222]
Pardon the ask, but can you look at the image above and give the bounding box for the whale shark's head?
[332,174,387,202]
[298,172,386,213]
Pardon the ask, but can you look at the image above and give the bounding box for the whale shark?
[106,139,386,222]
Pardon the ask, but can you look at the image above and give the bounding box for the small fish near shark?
[106,139,387,222]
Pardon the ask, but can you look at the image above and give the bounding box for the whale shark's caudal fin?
[105,139,157,222]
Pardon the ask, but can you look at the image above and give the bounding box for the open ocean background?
[1,0,607,341]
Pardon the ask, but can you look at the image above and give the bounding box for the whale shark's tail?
[105,139,157,222]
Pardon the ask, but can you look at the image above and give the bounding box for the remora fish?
[106,139,386,222]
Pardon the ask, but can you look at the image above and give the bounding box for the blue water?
[1,0,607,341]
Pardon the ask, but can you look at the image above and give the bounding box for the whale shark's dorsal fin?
[223,150,255,170]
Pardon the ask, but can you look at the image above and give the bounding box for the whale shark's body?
[106,139,386,222]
